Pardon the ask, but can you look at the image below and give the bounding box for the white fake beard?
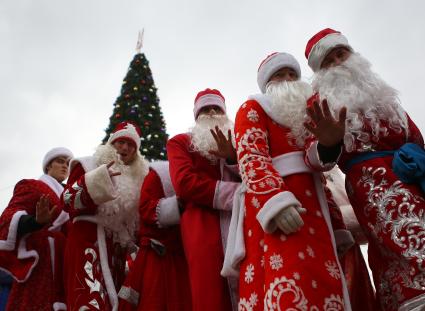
[93,144,149,247]
[312,52,408,152]
[190,114,235,163]
[265,80,313,147]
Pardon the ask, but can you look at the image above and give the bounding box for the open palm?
[304,99,347,147]
[209,126,237,163]
[36,195,57,225]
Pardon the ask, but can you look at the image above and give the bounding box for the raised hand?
[304,99,347,147]
[107,161,121,177]
[209,126,237,164]
[36,194,57,225]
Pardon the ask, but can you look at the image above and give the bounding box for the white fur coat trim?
[157,196,180,227]
[149,161,175,197]
[85,164,117,205]
[0,211,40,282]
[256,191,302,233]
[248,94,283,126]
[39,174,64,198]
[305,141,340,172]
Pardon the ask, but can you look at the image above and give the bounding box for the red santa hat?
[107,121,142,149]
[42,147,74,173]
[305,28,352,72]
[257,52,301,93]
[193,88,226,119]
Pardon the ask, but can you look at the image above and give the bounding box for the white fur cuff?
[53,302,67,311]
[256,191,301,233]
[157,196,180,227]
[399,293,425,311]
[118,286,140,306]
[85,164,117,205]
[214,181,240,211]
[306,141,339,171]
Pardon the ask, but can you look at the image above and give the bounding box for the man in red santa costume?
[63,121,149,311]
[0,147,73,311]
[324,168,379,311]
[118,160,192,311]
[233,52,351,310]
[167,88,240,311]
[304,28,425,311]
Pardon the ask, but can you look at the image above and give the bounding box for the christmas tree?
[103,31,168,161]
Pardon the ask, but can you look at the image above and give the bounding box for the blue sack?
[392,143,425,193]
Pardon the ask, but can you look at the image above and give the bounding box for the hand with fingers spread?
[107,160,121,177]
[209,126,237,164]
[304,99,347,147]
[274,205,307,235]
[36,194,58,225]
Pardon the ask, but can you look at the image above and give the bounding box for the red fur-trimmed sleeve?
[139,169,180,228]
[62,163,98,218]
[0,180,43,281]
[139,169,164,225]
[167,134,218,209]
[0,180,39,248]
[235,100,301,233]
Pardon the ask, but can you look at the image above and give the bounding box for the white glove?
[274,205,306,235]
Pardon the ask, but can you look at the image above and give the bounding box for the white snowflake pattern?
[248,229,252,237]
[305,190,312,197]
[251,196,260,209]
[247,168,256,178]
[247,109,260,123]
[269,253,283,271]
[244,264,255,283]
[293,272,300,280]
[312,280,317,288]
[315,211,322,217]
[263,244,268,252]
[308,227,316,235]
[325,260,341,280]
[306,245,315,258]
[279,234,287,242]
[298,252,305,260]
[249,292,258,307]
[323,294,344,310]
[265,178,276,187]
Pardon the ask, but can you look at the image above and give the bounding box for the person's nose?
[333,56,344,67]
[123,142,131,151]
[284,73,294,81]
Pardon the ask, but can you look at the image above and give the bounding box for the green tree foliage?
[103,53,168,161]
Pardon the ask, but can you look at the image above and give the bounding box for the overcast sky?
[1,0,424,211]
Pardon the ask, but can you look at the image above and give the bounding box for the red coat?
[118,162,191,311]
[0,179,68,311]
[167,133,240,311]
[234,97,350,310]
[63,160,127,311]
[332,112,425,311]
